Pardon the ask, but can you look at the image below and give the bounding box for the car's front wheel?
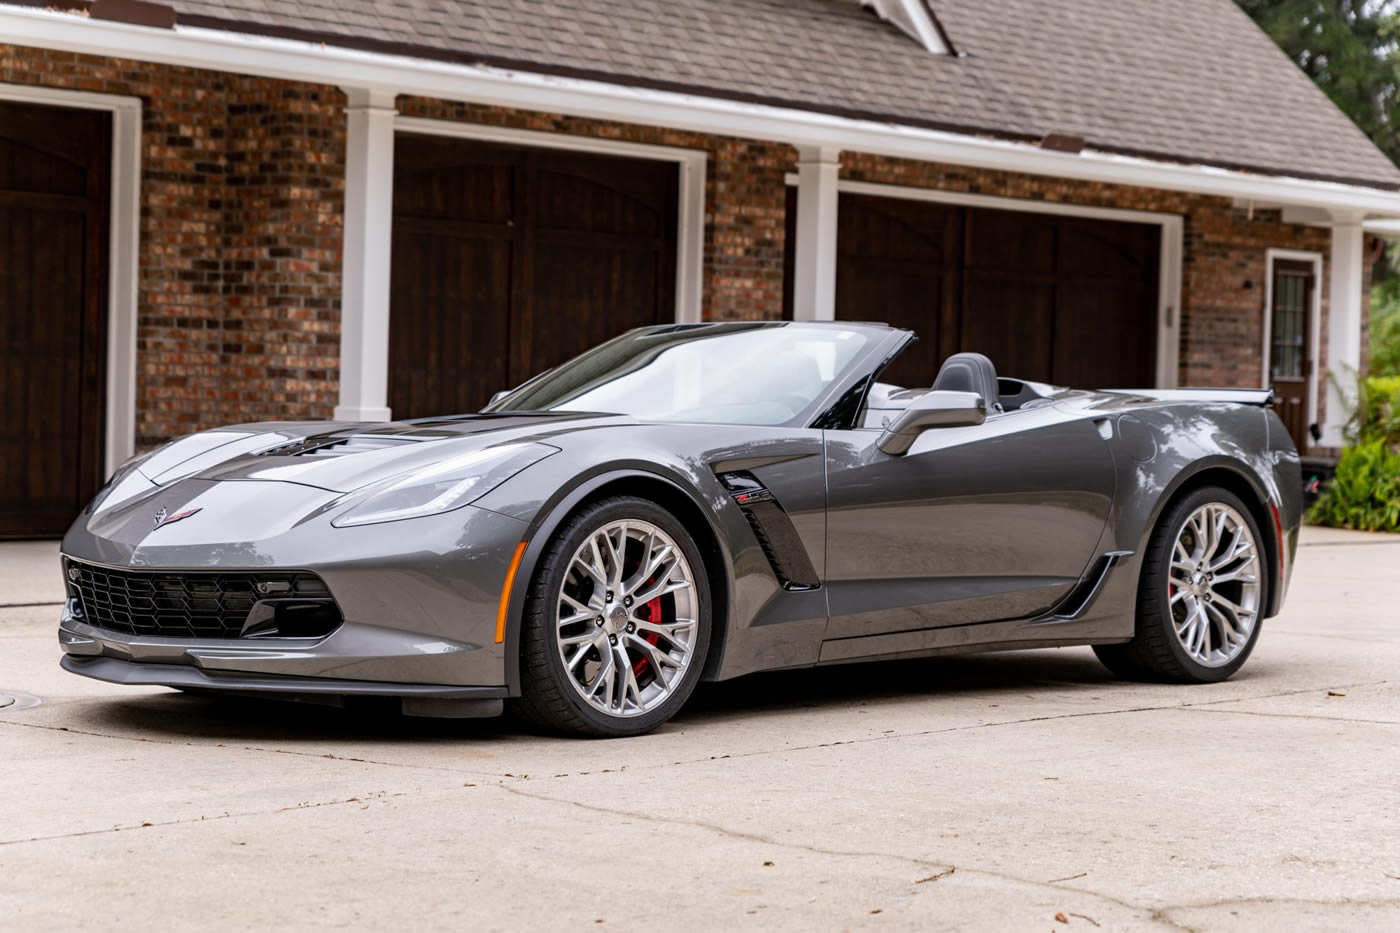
[514,496,711,737]
[1095,485,1267,683]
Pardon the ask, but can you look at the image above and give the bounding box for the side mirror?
[488,390,511,407]
[877,390,986,455]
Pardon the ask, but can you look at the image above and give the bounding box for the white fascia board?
[6,4,1400,217]
[1363,218,1400,235]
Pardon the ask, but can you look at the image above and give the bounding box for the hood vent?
[258,434,418,458]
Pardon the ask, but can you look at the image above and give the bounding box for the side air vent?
[258,434,416,458]
[717,471,821,590]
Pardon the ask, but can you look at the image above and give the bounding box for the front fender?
[478,463,738,696]
[473,423,831,692]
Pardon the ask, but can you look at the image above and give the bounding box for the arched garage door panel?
[784,190,1161,390]
[390,136,678,419]
[0,101,110,538]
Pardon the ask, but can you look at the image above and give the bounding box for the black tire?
[512,495,712,738]
[1094,485,1267,684]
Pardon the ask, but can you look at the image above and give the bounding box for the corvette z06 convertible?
[59,322,1301,737]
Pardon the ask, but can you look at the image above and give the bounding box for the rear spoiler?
[1105,387,1274,407]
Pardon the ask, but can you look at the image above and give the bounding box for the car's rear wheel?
[1094,486,1266,683]
[514,496,711,737]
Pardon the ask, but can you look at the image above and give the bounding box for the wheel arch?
[500,467,734,695]
[1142,460,1282,618]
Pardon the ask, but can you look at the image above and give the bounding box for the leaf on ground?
[1055,912,1069,924]
[1328,690,1347,697]
[915,868,955,883]
[762,861,774,867]
[1048,872,1088,883]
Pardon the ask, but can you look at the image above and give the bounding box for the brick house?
[2,0,1399,537]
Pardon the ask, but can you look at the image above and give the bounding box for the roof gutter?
[1363,218,1400,236]
[4,4,1399,219]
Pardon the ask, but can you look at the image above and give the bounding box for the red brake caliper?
[631,588,663,680]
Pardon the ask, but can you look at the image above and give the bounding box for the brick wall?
[0,46,345,448]
[3,46,1364,455]
[221,77,344,426]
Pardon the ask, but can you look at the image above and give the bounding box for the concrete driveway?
[2,528,1397,931]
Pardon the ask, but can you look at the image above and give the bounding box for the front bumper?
[59,480,533,706]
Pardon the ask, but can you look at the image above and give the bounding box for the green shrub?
[1309,374,1400,531]
[1307,438,1400,531]
[1351,374,1400,446]
[1372,305,1400,378]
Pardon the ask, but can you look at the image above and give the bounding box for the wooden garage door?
[389,136,678,419]
[0,101,110,538]
[784,191,1161,389]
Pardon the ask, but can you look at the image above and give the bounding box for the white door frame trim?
[0,82,142,475]
[1263,248,1324,433]
[785,174,1184,387]
[395,117,707,326]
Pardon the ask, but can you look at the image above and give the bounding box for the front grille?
[64,559,342,639]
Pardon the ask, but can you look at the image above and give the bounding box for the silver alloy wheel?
[555,519,698,718]
[1168,502,1262,667]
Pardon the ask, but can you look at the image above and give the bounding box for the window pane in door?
[1271,272,1308,380]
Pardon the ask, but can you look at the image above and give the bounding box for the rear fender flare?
[1135,455,1282,615]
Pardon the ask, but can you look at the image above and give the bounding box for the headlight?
[331,442,558,528]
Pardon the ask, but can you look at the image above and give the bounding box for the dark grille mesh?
[64,559,339,639]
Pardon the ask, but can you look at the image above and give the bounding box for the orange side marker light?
[496,541,528,645]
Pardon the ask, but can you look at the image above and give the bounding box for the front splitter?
[60,655,506,719]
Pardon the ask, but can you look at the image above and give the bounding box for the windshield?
[484,323,877,425]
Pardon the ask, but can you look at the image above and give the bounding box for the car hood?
[141,412,624,494]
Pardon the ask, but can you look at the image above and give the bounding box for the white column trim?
[783,175,1184,386]
[333,87,398,422]
[393,117,707,325]
[1156,215,1184,389]
[1322,222,1365,447]
[791,147,841,321]
[1261,248,1323,435]
[0,82,142,474]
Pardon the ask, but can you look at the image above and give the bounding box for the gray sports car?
[58,322,1301,736]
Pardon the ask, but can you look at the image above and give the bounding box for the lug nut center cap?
[607,605,628,632]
